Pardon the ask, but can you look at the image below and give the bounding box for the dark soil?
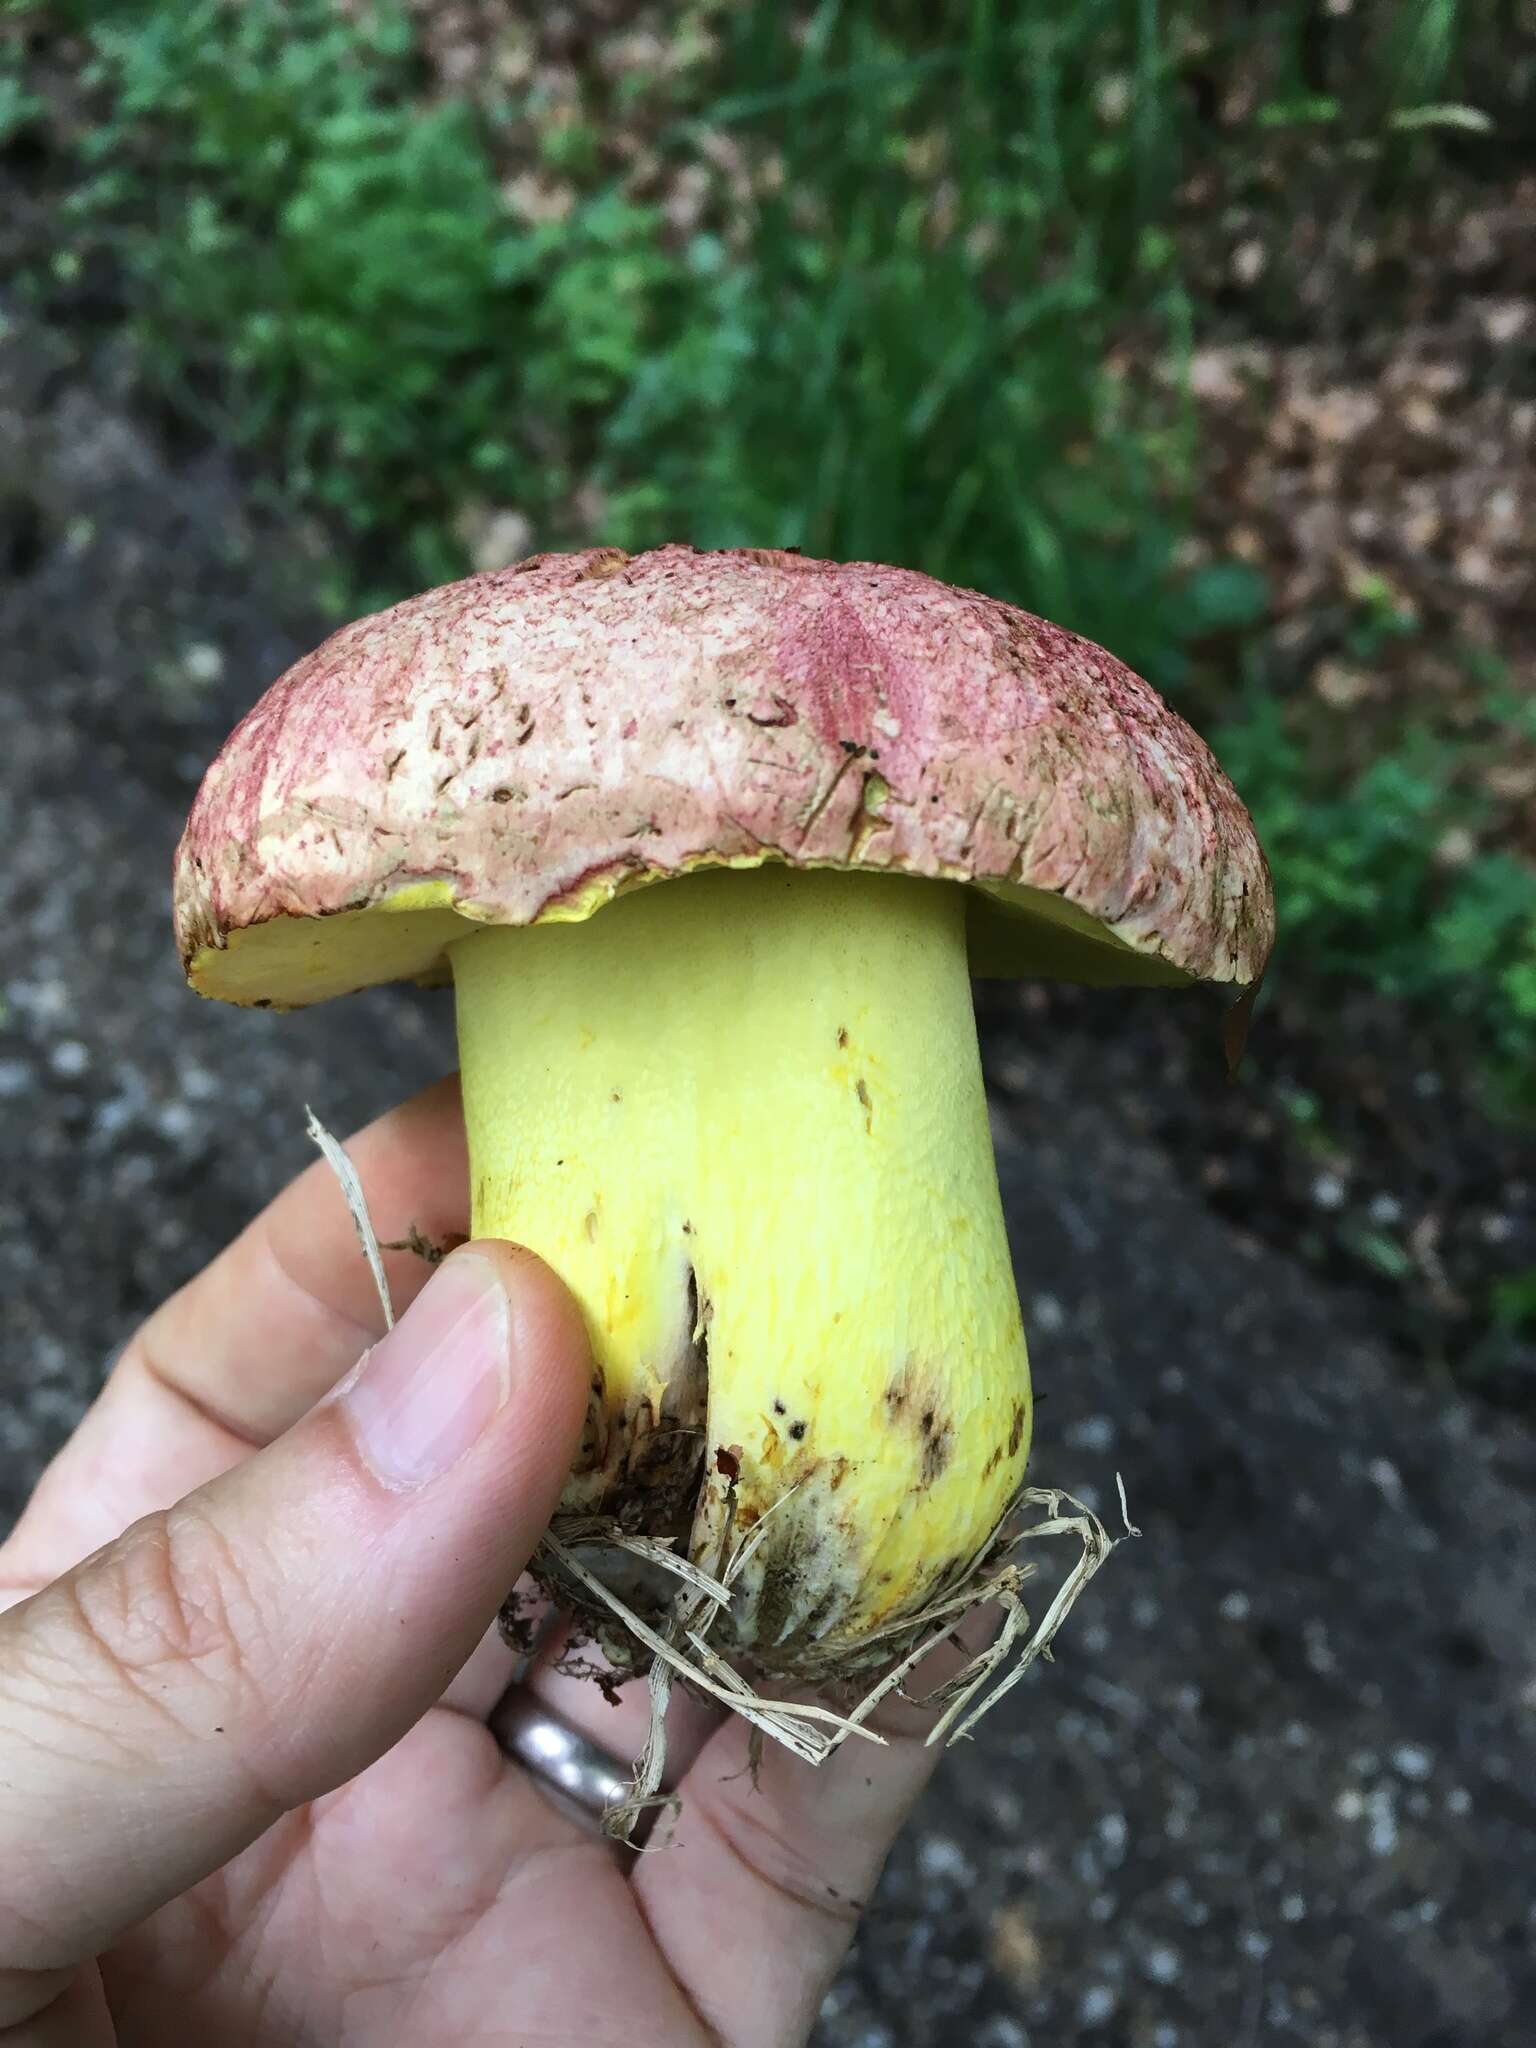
[3,303,1534,2047]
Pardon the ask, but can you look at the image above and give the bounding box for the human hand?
[0,1078,948,2046]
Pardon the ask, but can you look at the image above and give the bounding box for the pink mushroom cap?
[174,544,1274,1006]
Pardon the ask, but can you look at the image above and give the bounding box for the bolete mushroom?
[174,544,1273,1706]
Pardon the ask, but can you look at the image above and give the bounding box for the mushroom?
[174,544,1273,1698]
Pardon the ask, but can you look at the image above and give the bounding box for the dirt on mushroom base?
[308,1109,1128,1838]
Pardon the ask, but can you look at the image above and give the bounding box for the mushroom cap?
[174,544,1274,1006]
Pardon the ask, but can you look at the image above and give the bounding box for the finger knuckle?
[64,1504,271,1737]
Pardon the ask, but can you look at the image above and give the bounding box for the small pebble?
[1078,1984,1118,2026]
[156,1100,200,1146]
[1032,1292,1066,1334]
[1066,1414,1115,1452]
[1366,1786,1399,1857]
[1367,1458,1404,1506]
[976,2020,1028,2048]
[1303,1620,1337,1674]
[917,1836,975,1885]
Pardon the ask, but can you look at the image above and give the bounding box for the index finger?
[142,1073,471,1442]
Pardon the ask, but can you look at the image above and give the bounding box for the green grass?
[11,0,1532,1093]
[596,1,1198,678]
[40,0,1203,669]
[55,0,658,605]
[1216,669,1536,1109]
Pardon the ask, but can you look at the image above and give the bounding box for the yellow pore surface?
[450,865,1032,1646]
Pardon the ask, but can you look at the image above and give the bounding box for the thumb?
[0,1244,588,2016]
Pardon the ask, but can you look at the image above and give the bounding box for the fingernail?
[340,1253,512,1489]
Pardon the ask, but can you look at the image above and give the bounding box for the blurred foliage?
[59,0,635,600]
[597,1,1196,679]
[1217,669,1536,1110]
[43,0,1203,675]
[10,0,1534,1097]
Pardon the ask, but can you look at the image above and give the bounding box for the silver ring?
[487,1689,633,1826]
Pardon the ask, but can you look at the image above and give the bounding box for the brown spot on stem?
[855,1077,873,1132]
[836,1026,849,1049]
[884,1361,954,1484]
[1008,1402,1027,1457]
[921,1419,953,1483]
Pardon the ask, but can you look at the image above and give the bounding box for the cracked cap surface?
[173,544,1274,1006]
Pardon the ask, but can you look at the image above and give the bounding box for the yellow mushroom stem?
[449,864,1032,1680]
